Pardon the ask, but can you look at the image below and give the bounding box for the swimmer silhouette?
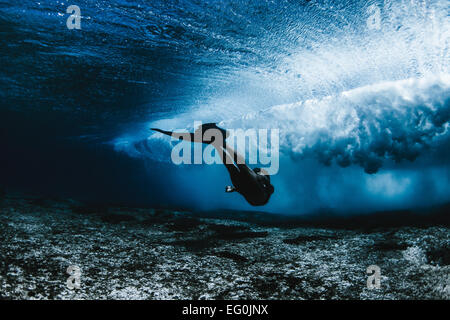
[151,123,274,206]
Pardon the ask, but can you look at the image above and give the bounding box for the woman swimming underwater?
[151,123,275,206]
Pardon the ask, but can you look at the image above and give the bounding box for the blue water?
[1,0,449,214]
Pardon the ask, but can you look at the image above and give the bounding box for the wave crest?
[223,75,450,173]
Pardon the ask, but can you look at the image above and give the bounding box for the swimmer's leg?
[221,144,248,170]
[151,128,194,142]
[219,144,256,181]
[152,126,246,191]
[153,126,248,170]
[152,124,226,144]
[210,143,243,190]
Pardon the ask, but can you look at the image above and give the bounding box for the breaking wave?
[115,75,450,174]
[225,75,450,173]
[113,0,450,175]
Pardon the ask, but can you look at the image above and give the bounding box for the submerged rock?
[283,234,336,244]
[427,247,450,266]
[213,251,248,263]
[0,193,449,300]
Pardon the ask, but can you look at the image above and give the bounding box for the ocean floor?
[0,192,449,300]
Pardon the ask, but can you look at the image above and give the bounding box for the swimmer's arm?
[225,186,236,193]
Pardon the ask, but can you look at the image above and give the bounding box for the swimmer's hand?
[225,186,236,193]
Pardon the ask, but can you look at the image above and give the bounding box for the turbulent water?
[1,0,449,213]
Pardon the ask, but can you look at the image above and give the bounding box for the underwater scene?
[0,0,449,301]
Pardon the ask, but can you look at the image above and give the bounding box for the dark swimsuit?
[228,165,273,206]
[152,123,274,206]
